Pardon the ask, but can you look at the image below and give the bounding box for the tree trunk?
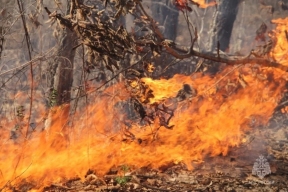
[208,0,240,52]
[151,0,179,41]
[44,2,77,145]
[50,29,76,106]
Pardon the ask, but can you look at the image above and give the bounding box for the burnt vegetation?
[2,0,288,191]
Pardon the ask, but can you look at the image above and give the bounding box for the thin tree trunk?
[44,1,77,145]
[50,29,76,106]
[208,0,240,52]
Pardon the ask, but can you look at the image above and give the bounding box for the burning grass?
[0,63,285,190]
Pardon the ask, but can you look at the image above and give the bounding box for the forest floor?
[41,159,288,192]
[12,110,288,191]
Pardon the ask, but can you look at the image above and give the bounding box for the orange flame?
[192,0,216,8]
[175,0,215,11]
[0,18,288,191]
[271,18,288,67]
[0,67,285,190]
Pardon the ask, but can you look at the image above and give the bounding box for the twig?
[162,58,182,74]
[194,58,204,72]
[137,2,165,40]
[0,162,33,191]
[169,46,288,71]
[202,64,243,94]
[72,43,82,50]
[191,28,198,50]
[4,1,43,185]
[0,34,3,63]
[82,44,88,103]
[0,48,54,77]
[99,56,146,87]
[183,9,193,45]
[17,0,34,140]
[275,100,288,111]
[217,41,220,59]
[71,46,87,115]
[0,49,54,90]
[0,68,27,90]
[67,53,149,102]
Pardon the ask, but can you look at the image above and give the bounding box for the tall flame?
[0,18,288,191]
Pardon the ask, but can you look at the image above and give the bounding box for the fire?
[174,0,215,11]
[271,17,288,67]
[191,0,216,8]
[141,77,186,103]
[0,66,285,190]
[1,16,288,192]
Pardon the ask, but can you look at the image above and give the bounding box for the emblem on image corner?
[252,155,271,179]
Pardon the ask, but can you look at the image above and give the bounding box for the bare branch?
[17,0,34,139]
[136,1,288,71]
[68,52,149,102]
